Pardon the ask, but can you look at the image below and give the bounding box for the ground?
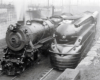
[81,63,100,80]
[77,37,100,80]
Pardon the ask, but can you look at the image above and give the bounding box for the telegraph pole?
[48,0,49,8]
[69,0,71,13]
[1,0,2,5]
[62,0,63,12]
[62,0,63,7]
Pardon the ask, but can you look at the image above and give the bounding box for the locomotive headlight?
[62,35,66,39]
[43,22,46,26]
[9,25,14,30]
[61,54,64,57]
[26,20,31,25]
[43,21,49,27]
[17,58,20,60]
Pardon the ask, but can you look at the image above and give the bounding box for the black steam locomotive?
[0,16,63,75]
[49,11,98,70]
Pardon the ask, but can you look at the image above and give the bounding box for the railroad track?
[0,55,63,80]
[0,68,61,80]
[39,68,62,80]
[0,72,17,80]
[10,76,17,80]
[0,69,19,80]
[39,68,53,80]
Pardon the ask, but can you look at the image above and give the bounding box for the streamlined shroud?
[49,11,99,70]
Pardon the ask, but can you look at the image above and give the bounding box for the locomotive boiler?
[0,16,63,75]
[49,11,99,70]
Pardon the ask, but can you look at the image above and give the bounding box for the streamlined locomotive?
[49,11,99,70]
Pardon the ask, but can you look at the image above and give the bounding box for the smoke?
[14,0,29,21]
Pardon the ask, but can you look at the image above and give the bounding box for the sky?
[2,0,100,22]
[2,0,63,6]
[2,0,100,6]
